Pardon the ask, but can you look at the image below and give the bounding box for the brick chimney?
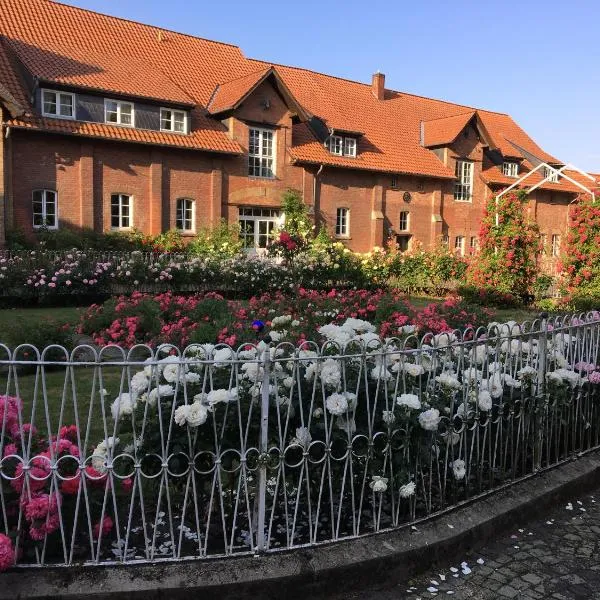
[372,71,385,100]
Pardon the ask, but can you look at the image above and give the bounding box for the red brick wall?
[441,123,489,253]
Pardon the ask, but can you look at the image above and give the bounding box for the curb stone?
[4,451,600,600]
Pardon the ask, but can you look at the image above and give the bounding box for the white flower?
[396,393,421,410]
[435,372,461,390]
[342,318,376,334]
[147,385,175,406]
[91,436,119,472]
[382,410,395,425]
[186,402,208,427]
[242,362,263,383]
[546,371,563,385]
[320,359,342,389]
[399,481,416,498]
[369,475,388,493]
[418,408,441,431]
[292,426,312,448]
[455,402,467,419]
[174,404,190,426]
[111,393,136,421]
[404,363,425,377]
[271,315,292,328]
[517,366,537,379]
[370,364,392,381]
[326,393,348,415]
[212,347,233,367]
[270,330,282,342]
[130,371,149,397]
[185,372,201,384]
[283,376,294,389]
[478,391,493,411]
[553,368,581,388]
[481,374,504,399]
[399,325,416,335]
[469,345,489,365]
[291,320,300,327]
[205,388,237,408]
[162,363,183,383]
[452,459,466,480]
[313,407,323,419]
[463,367,483,383]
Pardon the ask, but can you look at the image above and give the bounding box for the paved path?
[329,488,600,600]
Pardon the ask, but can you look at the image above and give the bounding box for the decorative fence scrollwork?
[0,312,599,567]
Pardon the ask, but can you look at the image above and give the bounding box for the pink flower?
[61,473,81,496]
[121,478,133,494]
[92,516,113,540]
[0,534,14,571]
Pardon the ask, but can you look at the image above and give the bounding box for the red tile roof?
[208,67,273,114]
[0,0,585,183]
[423,111,476,147]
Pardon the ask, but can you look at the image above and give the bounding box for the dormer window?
[329,135,357,157]
[502,161,519,178]
[160,108,188,133]
[105,99,134,127]
[543,166,560,183]
[42,89,75,119]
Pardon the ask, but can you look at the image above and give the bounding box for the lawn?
[0,305,82,330]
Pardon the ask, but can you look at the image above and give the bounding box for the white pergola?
[495,162,596,226]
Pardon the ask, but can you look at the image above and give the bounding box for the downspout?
[313,164,324,228]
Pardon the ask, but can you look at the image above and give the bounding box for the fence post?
[255,340,271,553]
[534,312,549,471]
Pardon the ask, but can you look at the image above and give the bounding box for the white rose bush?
[1,310,600,566]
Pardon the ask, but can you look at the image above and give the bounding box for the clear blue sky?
[67,0,600,172]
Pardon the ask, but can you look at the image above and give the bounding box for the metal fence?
[0,312,599,567]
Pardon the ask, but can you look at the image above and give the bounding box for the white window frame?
[539,233,547,255]
[391,176,399,190]
[502,161,519,178]
[551,234,561,257]
[469,236,478,251]
[328,135,343,156]
[32,189,58,230]
[176,198,195,233]
[399,211,409,232]
[238,207,281,249]
[335,207,350,238]
[454,160,473,202]
[110,193,133,230]
[41,89,75,120]
[544,166,560,183]
[343,137,357,157]
[104,99,135,127]
[454,235,465,256]
[248,127,276,178]
[160,108,188,134]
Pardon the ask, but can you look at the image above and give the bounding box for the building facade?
[0,0,597,264]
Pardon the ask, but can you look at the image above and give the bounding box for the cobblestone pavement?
[334,489,600,600]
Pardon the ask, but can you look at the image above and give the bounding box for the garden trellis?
[0,312,599,567]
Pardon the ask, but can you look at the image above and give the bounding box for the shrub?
[458,285,521,308]
[467,191,540,298]
[188,220,243,258]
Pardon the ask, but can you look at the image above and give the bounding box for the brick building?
[0,0,597,262]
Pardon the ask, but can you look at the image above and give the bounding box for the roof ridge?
[422,110,476,124]
[249,58,510,117]
[48,0,242,50]
[218,65,272,86]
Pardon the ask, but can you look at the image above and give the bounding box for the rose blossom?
[418,408,441,431]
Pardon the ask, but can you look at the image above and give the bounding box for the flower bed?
[1,311,599,569]
[77,289,494,348]
[0,245,469,305]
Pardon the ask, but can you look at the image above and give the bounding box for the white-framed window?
[454,235,465,256]
[41,89,75,119]
[454,160,473,202]
[32,189,58,229]
[329,135,343,155]
[544,166,560,183]
[335,207,349,237]
[248,127,275,178]
[539,233,547,255]
[176,198,195,232]
[238,207,280,248]
[160,108,187,133]
[391,176,399,190]
[105,99,134,127]
[469,236,478,251]
[111,194,132,229]
[328,135,357,157]
[441,234,449,247]
[343,137,357,157]
[551,234,561,257]
[502,161,519,178]
[399,211,409,232]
